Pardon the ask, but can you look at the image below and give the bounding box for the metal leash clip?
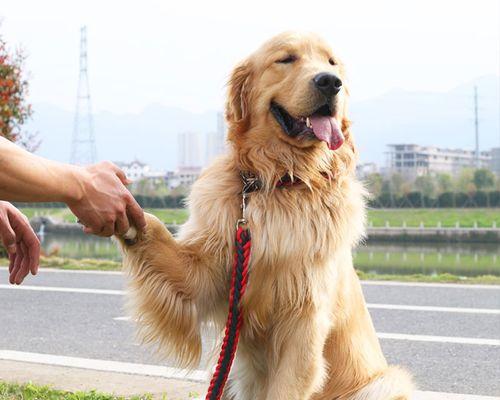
[237,172,260,229]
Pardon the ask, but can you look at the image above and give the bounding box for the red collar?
[241,171,329,194]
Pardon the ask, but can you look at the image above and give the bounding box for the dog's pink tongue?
[309,116,344,150]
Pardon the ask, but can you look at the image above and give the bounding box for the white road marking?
[362,281,500,290]
[3,285,499,316]
[413,392,499,400]
[0,350,496,400]
[113,316,131,321]
[2,266,499,290]
[0,350,207,382]
[377,332,500,346]
[113,316,500,346]
[0,284,124,296]
[367,303,500,315]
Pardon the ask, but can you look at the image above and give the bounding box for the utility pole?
[474,85,479,169]
[70,26,96,165]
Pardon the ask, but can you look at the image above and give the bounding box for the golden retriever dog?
[118,32,414,400]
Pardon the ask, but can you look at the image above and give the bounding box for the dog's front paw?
[123,226,138,246]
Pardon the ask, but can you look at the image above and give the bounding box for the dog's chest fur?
[239,180,365,333]
[183,162,365,334]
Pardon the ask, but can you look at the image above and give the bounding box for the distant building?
[115,160,151,181]
[491,148,500,176]
[115,160,168,183]
[356,162,379,179]
[386,144,491,179]
[178,131,203,168]
[168,166,202,188]
[206,112,228,164]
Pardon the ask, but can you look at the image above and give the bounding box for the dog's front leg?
[117,213,228,368]
[263,312,330,400]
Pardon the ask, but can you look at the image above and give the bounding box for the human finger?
[14,241,30,284]
[126,198,146,232]
[114,211,130,236]
[9,243,24,285]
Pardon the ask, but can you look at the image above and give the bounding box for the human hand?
[67,161,146,237]
[0,201,40,284]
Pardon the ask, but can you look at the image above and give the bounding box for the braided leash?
[205,172,258,400]
[205,225,251,400]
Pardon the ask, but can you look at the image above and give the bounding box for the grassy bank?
[367,208,500,228]
[20,207,499,228]
[0,382,202,400]
[356,271,500,285]
[1,256,498,284]
[0,382,154,400]
[20,208,189,225]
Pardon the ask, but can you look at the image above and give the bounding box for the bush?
[370,191,500,208]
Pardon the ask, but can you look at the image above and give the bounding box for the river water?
[39,232,500,277]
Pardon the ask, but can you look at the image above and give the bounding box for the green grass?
[19,208,188,225]
[20,208,76,223]
[0,382,201,400]
[20,207,500,228]
[0,382,154,400]
[355,271,500,285]
[367,208,500,228]
[0,257,122,271]
[145,209,189,224]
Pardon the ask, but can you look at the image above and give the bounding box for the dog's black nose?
[313,73,342,97]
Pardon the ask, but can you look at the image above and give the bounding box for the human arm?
[0,137,146,236]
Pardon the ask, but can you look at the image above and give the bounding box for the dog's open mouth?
[270,102,344,151]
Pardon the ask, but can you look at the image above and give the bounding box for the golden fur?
[118,32,414,399]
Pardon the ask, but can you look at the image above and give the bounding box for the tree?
[364,173,383,198]
[473,169,495,191]
[390,173,405,197]
[436,173,453,194]
[0,30,38,151]
[454,168,476,193]
[414,175,436,198]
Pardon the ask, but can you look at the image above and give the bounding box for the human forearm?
[0,137,146,237]
[0,137,83,203]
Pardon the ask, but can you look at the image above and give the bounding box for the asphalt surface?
[0,268,499,397]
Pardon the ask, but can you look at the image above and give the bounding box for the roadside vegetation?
[355,271,500,285]
[0,382,201,400]
[0,382,156,400]
[367,208,500,228]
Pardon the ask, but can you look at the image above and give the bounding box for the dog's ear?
[225,61,252,129]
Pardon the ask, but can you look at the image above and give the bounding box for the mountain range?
[28,75,499,171]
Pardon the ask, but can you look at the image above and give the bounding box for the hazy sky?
[1,0,499,114]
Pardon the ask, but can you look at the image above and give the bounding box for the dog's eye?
[276,55,297,64]
[329,57,337,66]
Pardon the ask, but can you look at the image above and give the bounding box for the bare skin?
[0,137,146,236]
[0,137,147,283]
[0,201,40,284]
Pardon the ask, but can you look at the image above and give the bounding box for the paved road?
[0,268,499,397]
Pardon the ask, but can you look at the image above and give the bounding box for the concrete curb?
[0,360,206,399]
[0,359,498,400]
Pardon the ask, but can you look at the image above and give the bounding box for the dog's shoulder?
[177,155,241,253]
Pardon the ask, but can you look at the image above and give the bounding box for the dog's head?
[226,32,352,166]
